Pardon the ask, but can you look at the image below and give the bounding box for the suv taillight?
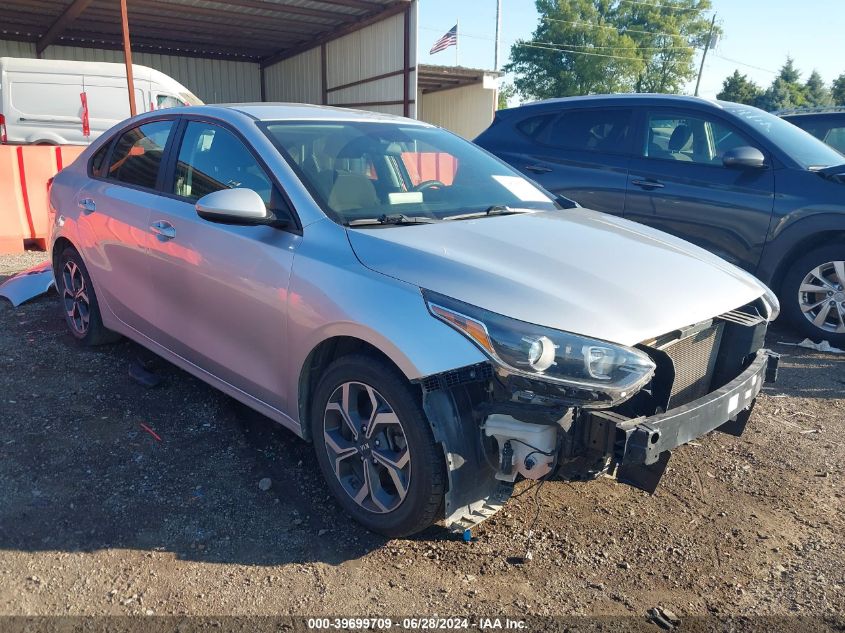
[0,114,6,144]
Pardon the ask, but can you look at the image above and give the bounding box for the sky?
[416,0,845,100]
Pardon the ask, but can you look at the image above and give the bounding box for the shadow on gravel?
[0,295,465,569]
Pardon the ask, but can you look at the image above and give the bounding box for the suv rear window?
[546,108,632,153]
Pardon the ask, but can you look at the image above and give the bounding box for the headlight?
[762,286,780,321]
[424,290,656,407]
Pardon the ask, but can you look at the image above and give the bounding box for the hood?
[346,208,768,346]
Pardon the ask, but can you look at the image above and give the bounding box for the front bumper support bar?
[582,349,777,492]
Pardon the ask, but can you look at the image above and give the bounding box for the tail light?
[0,113,7,144]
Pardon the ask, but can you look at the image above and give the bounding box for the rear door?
[624,108,775,272]
[75,118,176,334]
[500,107,633,214]
[144,118,300,412]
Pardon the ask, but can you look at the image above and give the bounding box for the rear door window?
[107,119,174,189]
[545,108,633,153]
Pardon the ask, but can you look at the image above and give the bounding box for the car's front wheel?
[57,247,121,346]
[781,244,845,346]
[311,355,445,537]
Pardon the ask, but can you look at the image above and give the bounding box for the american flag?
[429,25,458,55]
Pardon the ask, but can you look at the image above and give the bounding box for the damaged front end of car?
[417,291,780,534]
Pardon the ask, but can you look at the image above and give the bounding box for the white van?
[0,57,203,145]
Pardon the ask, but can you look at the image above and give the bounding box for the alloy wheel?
[62,260,90,336]
[322,381,411,514]
[798,260,845,334]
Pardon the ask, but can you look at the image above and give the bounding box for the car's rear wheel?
[310,355,445,537]
[781,244,845,346]
[58,247,121,346]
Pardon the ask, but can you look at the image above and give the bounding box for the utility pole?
[494,0,502,71]
[694,13,717,97]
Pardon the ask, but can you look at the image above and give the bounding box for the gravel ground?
[0,252,843,627]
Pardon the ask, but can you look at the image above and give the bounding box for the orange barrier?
[401,152,458,187]
[0,145,85,254]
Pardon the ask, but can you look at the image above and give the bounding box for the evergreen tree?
[804,71,833,108]
[716,70,762,105]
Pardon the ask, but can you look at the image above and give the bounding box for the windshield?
[721,103,845,169]
[262,120,558,225]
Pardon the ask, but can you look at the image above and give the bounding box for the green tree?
[506,0,643,99]
[766,57,807,108]
[831,73,845,106]
[755,77,797,112]
[615,0,718,93]
[497,83,517,109]
[804,70,833,108]
[716,70,762,105]
[505,0,716,100]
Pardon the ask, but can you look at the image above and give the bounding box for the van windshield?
[722,103,845,169]
[261,120,558,225]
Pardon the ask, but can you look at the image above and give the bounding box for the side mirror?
[722,146,766,169]
[196,188,288,228]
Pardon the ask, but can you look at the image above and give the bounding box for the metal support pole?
[120,0,137,116]
[494,0,502,71]
[694,13,716,97]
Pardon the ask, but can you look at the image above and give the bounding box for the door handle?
[524,164,553,174]
[150,220,176,241]
[77,198,96,213]
[631,179,665,190]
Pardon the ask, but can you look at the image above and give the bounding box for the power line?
[711,53,778,75]
[541,16,695,40]
[515,42,643,61]
[617,0,708,12]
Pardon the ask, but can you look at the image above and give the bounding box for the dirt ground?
[0,251,843,628]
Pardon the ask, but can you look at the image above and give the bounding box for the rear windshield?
[722,103,845,169]
[261,120,558,225]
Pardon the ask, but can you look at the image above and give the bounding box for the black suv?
[476,94,845,345]
[781,108,845,154]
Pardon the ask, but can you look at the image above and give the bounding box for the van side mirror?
[722,146,766,169]
[196,188,288,228]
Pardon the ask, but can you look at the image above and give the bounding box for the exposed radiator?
[663,322,724,407]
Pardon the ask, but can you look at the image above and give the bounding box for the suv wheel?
[781,244,845,346]
[57,247,121,346]
[310,355,445,537]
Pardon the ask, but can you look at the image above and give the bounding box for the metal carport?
[0,0,418,116]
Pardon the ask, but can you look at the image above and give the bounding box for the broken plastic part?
[0,261,55,307]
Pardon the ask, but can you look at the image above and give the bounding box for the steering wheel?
[412,179,447,192]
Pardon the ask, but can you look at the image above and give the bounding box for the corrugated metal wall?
[263,47,322,105]
[0,39,260,103]
[263,2,417,118]
[418,83,498,139]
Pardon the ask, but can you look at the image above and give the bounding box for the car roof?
[169,102,432,125]
[503,93,734,112]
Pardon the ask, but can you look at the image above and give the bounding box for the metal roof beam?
[37,0,94,54]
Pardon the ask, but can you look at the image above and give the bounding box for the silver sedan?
[49,104,779,537]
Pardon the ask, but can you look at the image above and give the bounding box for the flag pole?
[455,18,459,67]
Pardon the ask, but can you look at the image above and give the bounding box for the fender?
[284,218,487,427]
[757,211,845,289]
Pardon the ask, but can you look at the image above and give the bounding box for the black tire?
[781,243,845,346]
[310,354,445,538]
[57,247,121,346]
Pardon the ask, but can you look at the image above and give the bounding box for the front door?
[144,119,300,412]
[624,109,775,272]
